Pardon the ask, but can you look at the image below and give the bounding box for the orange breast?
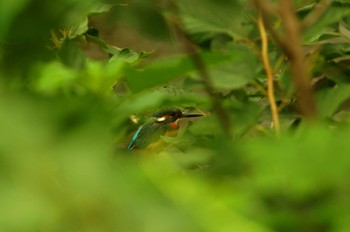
[165,122,179,137]
[168,121,179,130]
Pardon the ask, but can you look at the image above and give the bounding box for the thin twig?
[168,15,232,137]
[253,0,286,49]
[257,13,280,134]
[253,0,317,119]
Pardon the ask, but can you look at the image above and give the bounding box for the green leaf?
[70,4,113,37]
[124,52,232,93]
[178,0,249,40]
[32,61,78,95]
[242,124,350,195]
[140,156,273,232]
[317,84,350,118]
[0,0,29,39]
[304,4,350,43]
[208,45,259,90]
[81,59,125,96]
[111,1,170,40]
[85,35,150,62]
[58,39,87,69]
[339,22,350,40]
[125,44,258,93]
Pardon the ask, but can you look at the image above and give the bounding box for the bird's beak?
[181,113,204,118]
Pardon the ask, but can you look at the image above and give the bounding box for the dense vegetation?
[1,0,350,231]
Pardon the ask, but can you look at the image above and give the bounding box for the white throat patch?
[156,116,167,122]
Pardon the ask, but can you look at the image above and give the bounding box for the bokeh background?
[1,0,350,231]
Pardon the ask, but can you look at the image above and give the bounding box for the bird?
[128,108,203,150]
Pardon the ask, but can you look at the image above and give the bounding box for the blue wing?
[128,118,167,150]
[128,124,146,150]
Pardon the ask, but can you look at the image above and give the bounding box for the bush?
[1,0,350,231]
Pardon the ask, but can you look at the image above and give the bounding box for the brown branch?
[168,15,232,137]
[278,0,317,118]
[257,13,280,134]
[253,0,317,119]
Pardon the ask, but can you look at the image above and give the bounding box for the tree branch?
[168,14,232,137]
[257,13,280,134]
[278,0,317,118]
[253,0,317,119]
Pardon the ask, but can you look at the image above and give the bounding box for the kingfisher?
[128,108,203,150]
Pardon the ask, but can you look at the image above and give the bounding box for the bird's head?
[153,108,203,126]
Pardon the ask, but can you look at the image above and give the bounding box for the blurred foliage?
[1,0,350,231]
